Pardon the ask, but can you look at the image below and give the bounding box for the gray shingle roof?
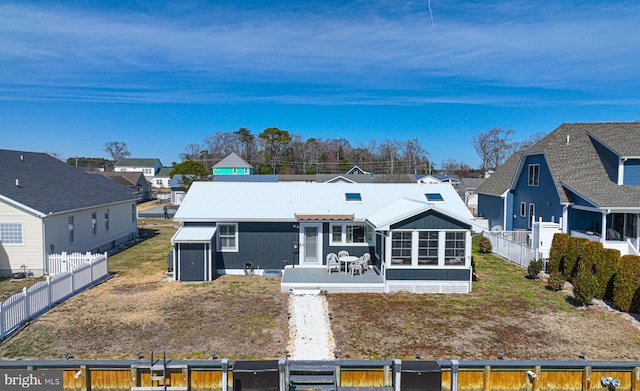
[477,122,640,209]
[115,158,161,167]
[1,150,139,215]
[213,153,253,169]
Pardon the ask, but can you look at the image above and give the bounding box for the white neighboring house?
[152,167,173,189]
[0,150,139,277]
[114,158,163,181]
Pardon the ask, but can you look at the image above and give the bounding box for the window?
[155,179,163,186]
[68,217,74,243]
[330,224,369,245]
[391,231,412,265]
[104,209,110,231]
[528,204,535,229]
[0,223,23,245]
[444,232,465,265]
[345,193,362,202]
[425,193,444,202]
[418,231,438,265]
[520,202,526,217]
[528,164,539,186]
[218,223,238,251]
[91,212,97,235]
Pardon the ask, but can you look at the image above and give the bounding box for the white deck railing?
[0,254,109,341]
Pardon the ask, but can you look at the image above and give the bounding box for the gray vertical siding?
[217,222,299,270]
[390,210,470,230]
[178,243,208,281]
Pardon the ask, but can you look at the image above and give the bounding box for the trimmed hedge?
[612,255,640,313]
[548,233,569,274]
[563,237,589,281]
[597,248,621,301]
[573,263,599,306]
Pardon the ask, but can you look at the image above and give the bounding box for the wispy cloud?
[0,1,639,105]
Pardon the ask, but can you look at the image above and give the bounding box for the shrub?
[563,237,589,281]
[478,237,492,253]
[572,265,599,306]
[548,233,570,274]
[597,248,621,301]
[547,272,565,291]
[612,255,640,313]
[527,258,543,279]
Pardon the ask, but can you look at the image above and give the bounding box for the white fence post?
[47,276,52,310]
[22,287,29,318]
[0,303,4,340]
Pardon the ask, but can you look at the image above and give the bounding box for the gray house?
[0,150,139,277]
[171,182,478,293]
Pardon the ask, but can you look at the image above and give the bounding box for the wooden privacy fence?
[48,251,107,275]
[0,359,638,391]
[483,231,548,270]
[0,254,109,341]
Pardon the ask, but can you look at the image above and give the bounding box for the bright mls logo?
[1,370,63,390]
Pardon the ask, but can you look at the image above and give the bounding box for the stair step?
[150,376,165,381]
[290,374,335,384]
[292,387,336,391]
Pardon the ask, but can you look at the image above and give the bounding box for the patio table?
[339,255,358,275]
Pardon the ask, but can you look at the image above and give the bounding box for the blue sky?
[1,0,639,169]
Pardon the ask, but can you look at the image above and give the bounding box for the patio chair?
[326,253,340,273]
[349,253,370,276]
[338,250,349,258]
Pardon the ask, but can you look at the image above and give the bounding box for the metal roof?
[174,182,474,224]
[171,226,217,242]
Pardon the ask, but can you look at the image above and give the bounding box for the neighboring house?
[477,122,640,256]
[344,165,372,176]
[169,174,202,205]
[458,178,485,216]
[89,171,152,202]
[114,158,163,180]
[0,150,139,277]
[212,153,254,175]
[171,182,478,293]
[417,174,460,186]
[152,167,173,189]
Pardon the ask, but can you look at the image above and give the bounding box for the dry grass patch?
[327,253,640,361]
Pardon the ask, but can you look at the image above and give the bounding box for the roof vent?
[566,135,570,145]
[20,155,24,161]
[15,179,19,187]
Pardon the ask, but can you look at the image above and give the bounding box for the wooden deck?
[281,265,385,293]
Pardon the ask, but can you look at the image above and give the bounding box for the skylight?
[425,193,444,202]
[345,193,362,202]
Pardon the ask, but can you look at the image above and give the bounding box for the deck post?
[393,359,401,391]
[221,358,229,391]
[278,359,286,391]
[450,360,459,391]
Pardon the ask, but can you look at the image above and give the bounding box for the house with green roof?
[212,153,253,175]
[477,122,640,256]
[0,150,139,277]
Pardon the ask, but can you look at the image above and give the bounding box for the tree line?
[66,128,546,178]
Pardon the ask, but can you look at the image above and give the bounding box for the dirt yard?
[0,218,638,361]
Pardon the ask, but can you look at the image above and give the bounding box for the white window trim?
[329,223,371,246]
[520,202,526,217]
[217,223,239,252]
[387,230,468,268]
[528,164,540,186]
[528,203,536,229]
[0,223,24,245]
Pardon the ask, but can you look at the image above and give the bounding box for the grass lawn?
[0,220,638,361]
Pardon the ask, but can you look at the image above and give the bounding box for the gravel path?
[287,291,335,360]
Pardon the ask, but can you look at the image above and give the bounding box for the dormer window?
[345,193,362,202]
[528,164,539,186]
[425,193,444,202]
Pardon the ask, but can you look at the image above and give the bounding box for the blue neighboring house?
[477,122,640,256]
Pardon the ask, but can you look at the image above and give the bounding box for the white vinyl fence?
[0,253,109,340]
[483,231,548,270]
[48,251,107,275]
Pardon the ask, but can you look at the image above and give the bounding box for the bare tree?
[181,143,204,162]
[104,141,131,161]
[379,139,402,174]
[472,128,515,172]
[513,131,546,152]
